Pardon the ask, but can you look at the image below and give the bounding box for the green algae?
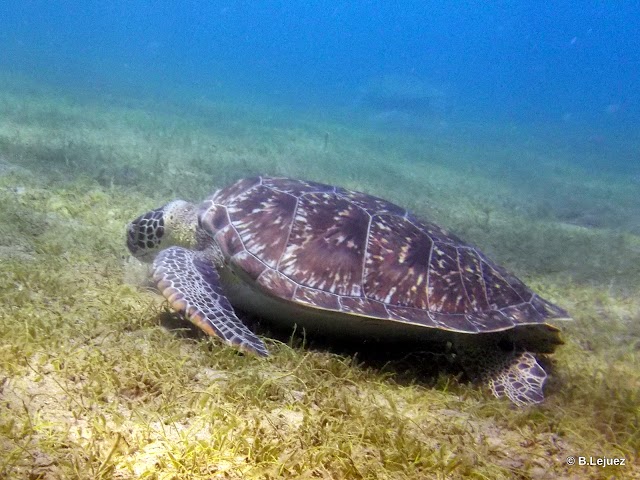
[0,85,638,479]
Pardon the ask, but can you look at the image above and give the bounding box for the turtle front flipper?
[152,246,269,357]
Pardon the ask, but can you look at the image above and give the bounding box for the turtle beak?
[126,223,139,255]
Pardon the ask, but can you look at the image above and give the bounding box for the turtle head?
[126,200,198,261]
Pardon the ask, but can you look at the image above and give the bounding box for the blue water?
[1,1,638,168]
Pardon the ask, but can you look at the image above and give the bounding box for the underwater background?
[0,1,638,479]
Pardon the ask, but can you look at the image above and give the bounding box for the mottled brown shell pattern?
[199,176,567,333]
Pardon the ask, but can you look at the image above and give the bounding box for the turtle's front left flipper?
[152,246,269,357]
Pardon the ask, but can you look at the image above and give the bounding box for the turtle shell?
[199,176,569,336]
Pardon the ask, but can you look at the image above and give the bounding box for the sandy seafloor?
[0,80,639,479]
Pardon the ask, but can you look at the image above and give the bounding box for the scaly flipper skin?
[152,246,269,357]
[487,351,547,406]
[465,349,546,406]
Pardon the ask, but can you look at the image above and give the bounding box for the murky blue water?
[1,2,638,120]
[1,1,638,193]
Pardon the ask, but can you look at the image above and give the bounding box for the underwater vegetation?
[0,85,639,479]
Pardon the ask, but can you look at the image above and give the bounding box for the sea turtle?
[126,176,570,405]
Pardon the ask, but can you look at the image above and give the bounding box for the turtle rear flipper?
[486,351,547,406]
[152,246,269,357]
[464,349,547,406]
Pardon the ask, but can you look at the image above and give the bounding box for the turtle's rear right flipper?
[152,246,269,357]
